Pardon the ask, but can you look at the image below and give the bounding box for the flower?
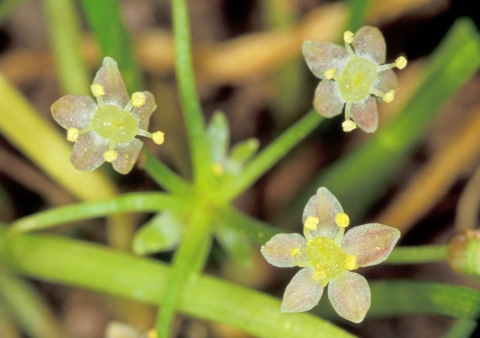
[302,26,407,133]
[51,57,165,174]
[261,187,400,323]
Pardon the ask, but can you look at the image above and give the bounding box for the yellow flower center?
[92,105,139,143]
[337,57,377,102]
[306,237,348,280]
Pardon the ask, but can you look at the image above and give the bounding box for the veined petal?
[328,271,370,323]
[374,69,398,93]
[351,96,378,133]
[302,41,348,79]
[112,138,144,174]
[261,233,307,268]
[342,223,400,267]
[51,95,97,129]
[353,26,386,64]
[70,132,108,171]
[302,187,343,239]
[131,91,157,130]
[93,57,129,108]
[281,268,324,312]
[313,81,345,118]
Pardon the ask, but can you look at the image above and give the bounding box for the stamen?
[345,254,358,270]
[304,216,319,230]
[370,88,385,98]
[137,130,165,145]
[324,68,337,80]
[343,31,355,57]
[335,212,350,228]
[122,101,134,113]
[91,84,105,108]
[395,56,407,69]
[103,150,117,162]
[383,90,395,103]
[345,101,352,120]
[290,247,301,257]
[66,128,79,142]
[303,228,313,241]
[342,119,357,132]
[132,92,146,107]
[334,227,345,245]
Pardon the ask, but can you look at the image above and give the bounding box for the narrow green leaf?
[2,232,353,338]
[385,245,448,265]
[78,0,142,93]
[215,226,253,266]
[206,110,230,164]
[444,319,478,338]
[226,138,259,175]
[346,0,371,31]
[133,212,182,255]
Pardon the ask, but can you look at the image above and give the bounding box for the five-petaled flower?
[261,187,400,323]
[303,26,407,133]
[51,57,165,174]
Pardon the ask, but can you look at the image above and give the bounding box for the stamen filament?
[122,100,134,113]
[96,96,104,108]
[334,227,345,245]
[293,256,312,268]
[343,31,355,58]
[376,63,396,72]
[345,101,353,120]
[303,228,313,241]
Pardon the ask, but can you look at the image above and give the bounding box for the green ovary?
[337,57,377,102]
[306,237,347,280]
[92,105,138,143]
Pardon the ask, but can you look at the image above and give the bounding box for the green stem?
[156,210,211,338]
[219,110,323,201]
[444,319,478,338]
[142,149,191,195]
[171,0,213,189]
[2,233,353,338]
[8,193,185,235]
[43,0,90,95]
[385,245,448,265]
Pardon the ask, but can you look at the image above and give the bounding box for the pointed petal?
[328,271,371,323]
[93,57,129,108]
[112,138,143,174]
[70,132,108,171]
[342,223,400,267]
[131,91,156,130]
[353,26,386,64]
[281,268,324,312]
[351,96,378,133]
[302,41,348,79]
[374,69,398,93]
[261,233,307,268]
[51,95,96,129]
[313,81,345,118]
[302,187,342,239]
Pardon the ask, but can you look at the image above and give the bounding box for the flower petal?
[342,223,400,267]
[93,57,129,108]
[353,26,386,64]
[328,271,371,323]
[281,268,324,312]
[112,138,143,174]
[51,95,97,129]
[374,69,398,93]
[302,187,343,239]
[351,96,378,133]
[313,81,345,118]
[131,91,157,130]
[302,41,348,79]
[261,233,307,268]
[70,132,108,171]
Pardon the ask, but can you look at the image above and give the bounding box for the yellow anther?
[132,92,146,107]
[345,254,358,270]
[304,216,319,230]
[66,127,80,142]
[147,329,157,338]
[395,56,407,69]
[91,84,105,97]
[212,163,224,176]
[152,131,165,145]
[324,68,336,80]
[103,150,118,162]
[383,90,395,103]
[335,212,350,228]
[344,30,354,44]
[312,270,326,281]
[342,119,357,132]
[290,247,301,257]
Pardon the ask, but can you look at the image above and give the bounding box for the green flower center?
[306,237,347,280]
[92,105,138,143]
[337,57,377,102]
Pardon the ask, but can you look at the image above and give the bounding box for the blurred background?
[0,0,480,337]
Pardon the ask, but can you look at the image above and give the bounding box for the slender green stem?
[156,210,211,338]
[43,0,90,95]
[444,319,478,338]
[385,245,448,265]
[219,110,323,201]
[8,193,185,235]
[171,0,213,189]
[142,149,192,195]
[2,232,353,338]
[346,0,371,31]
